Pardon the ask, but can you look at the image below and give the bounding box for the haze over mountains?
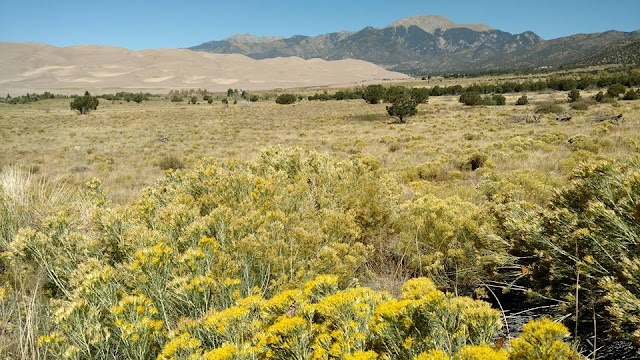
[190,15,640,74]
[0,42,409,95]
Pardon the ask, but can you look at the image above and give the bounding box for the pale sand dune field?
[0,42,410,95]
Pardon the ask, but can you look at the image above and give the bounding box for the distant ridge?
[388,15,494,33]
[225,34,284,44]
[190,15,640,74]
[576,36,640,66]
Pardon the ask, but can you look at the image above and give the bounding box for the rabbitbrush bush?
[2,148,583,359]
[491,157,640,345]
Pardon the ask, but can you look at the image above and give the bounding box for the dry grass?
[0,90,638,205]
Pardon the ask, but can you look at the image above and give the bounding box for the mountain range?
[190,15,640,74]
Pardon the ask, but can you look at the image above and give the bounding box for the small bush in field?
[459,91,483,106]
[158,154,186,170]
[515,95,529,105]
[607,83,626,98]
[623,89,640,100]
[492,94,506,105]
[535,101,564,114]
[567,89,581,103]
[275,93,297,105]
[570,100,591,110]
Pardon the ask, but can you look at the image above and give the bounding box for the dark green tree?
[384,85,409,103]
[386,96,417,123]
[70,91,99,114]
[410,87,430,104]
[363,85,386,104]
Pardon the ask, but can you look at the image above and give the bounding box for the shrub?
[384,86,409,103]
[459,92,483,106]
[534,101,564,115]
[567,89,581,103]
[622,89,640,100]
[570,100,591,110]
[410,87,429,103]
[460,152,488,171]
[131,93,145,103]
[70,91,99,114]
[491,158,640,344]
[492,94,506,106]
[189,96,198,104]
[275,93,297,105]
[509,318,579,360]
[158,154,186,170]
[397,194,505,293]
[171,95,183,102]
[592,91,606,102]
[386,96,417,123]
[515,95,529,105]
[607,83,626,98]
[363,85,386,104]
[567,134,601,152]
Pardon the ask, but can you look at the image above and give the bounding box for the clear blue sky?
[1,0,639,50]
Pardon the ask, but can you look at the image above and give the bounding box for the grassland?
[1,89,638,205]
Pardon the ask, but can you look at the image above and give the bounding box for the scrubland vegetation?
[1,69,640,359]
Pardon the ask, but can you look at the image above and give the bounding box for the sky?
[1,0,639,50]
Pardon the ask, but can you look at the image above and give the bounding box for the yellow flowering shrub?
[370,278,502,359]
[397,195,506,294]
[457,344,508,360]
[509,318,579,360]
[3,148,584,359]
[112,294,165,359]
[157,332,203,360]
[413,349,449,360]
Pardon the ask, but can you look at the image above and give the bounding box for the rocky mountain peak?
[388,15,494,33]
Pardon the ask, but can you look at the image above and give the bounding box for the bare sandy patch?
[89,71,134,78]
[184,75,207,84]
[22,66,76,77]
[211,78,239,85]
[65,77,103,83]
[143,76,175,83]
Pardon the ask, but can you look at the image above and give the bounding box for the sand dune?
[0,42,410,95]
